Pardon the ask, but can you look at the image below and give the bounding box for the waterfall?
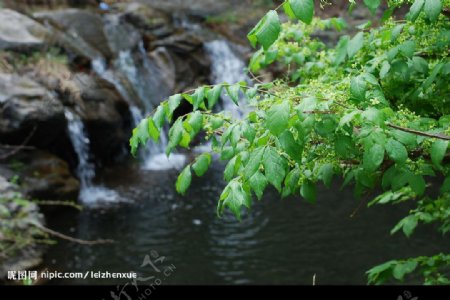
[204,39,251,119]
[64,109,120,205]
[91,47,186,171]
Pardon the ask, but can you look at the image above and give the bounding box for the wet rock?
[6,150,80,201]
[0,9,50,51]
[70,73,131,163]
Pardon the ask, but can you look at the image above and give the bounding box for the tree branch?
[387,123,450,141]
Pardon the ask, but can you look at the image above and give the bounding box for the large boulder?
[0,73,71,157]
[0,9,50,51]
[33,8,143,60]
[33,9,109,58]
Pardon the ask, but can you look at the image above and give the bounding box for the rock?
[152,31,204,53]
[34,8,144,60]
[6,150,80,200]
[70,73,131,163]
[0,9,50,51]
[141,0,243,17]
[119,2,174,42]
[0,73,70,155]
[103,13,142,56]
[33,9,111,59]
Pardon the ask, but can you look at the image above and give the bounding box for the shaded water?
[43,162,449,285]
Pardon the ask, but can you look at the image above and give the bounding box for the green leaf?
[391,129,417,147]
[430,140,448,167]
[207,85,222,109]
[339,111,359,127]
[130,118,150,156]
[363,0,380,14]
[192,87,205,110]
[402,216,418,237]
[422,62,443,90]
[249,171,268,200]
[263,146,288,192]
[441,176,450,193]
[176,165,192,195]
[247,10,281,50]
[301,180,317,204]
[148,118,160,142]
[398,41,416,58]
[188,111,203,135]
[242,122,256,144]
[350,75,367,103]
[347,32,364,58]
[362,108,384,126]
[224,156,239,181]
[408,0,425,21]
[424,0,442,22]
[266,101,290,136]
[393,261,418,281]
[289,0,314,24]
[314,116,337,137]
[363,144,385,172]
[279,130,302,162]
[218,180,251,220]
[319,164,334,188]
[166,94,182,121]
[283,2,297,20]
[367,260,395,284]
[408,174,426,195]
[153,105,166,128]
[226,84,241,105]
[167,119,184,155]
[192,153,212,177]
[412,56,428,73]
[209,116,224,130]
[386,138,408,165]
[334,36,349,65]
[380,61,390,79]
[244,147,265,179]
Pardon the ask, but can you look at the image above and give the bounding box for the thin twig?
[0,126,37,160]
[31,222,114,245]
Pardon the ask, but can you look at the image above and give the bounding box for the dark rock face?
[0,73,72,158]
[70,73,131,165]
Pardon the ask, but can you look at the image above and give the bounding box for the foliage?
[131,0,450,284]
[0,194,53,259]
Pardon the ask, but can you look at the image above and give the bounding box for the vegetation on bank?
[131,0,450,284]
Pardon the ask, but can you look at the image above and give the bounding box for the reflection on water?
[44,162,449,285]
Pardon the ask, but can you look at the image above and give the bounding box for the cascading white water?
[92,51,185,171]
[204,39,251,119]
[64,109,120,205]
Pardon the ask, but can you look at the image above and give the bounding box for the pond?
[43,161,449,285]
